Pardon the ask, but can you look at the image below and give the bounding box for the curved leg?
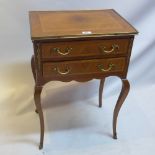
[34,86,44,149]
[99,79,105,108]
[113,79,130,139]
[31,55,36,82]
[31,56,39,113]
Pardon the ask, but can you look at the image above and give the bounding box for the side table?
[29,9,138,149]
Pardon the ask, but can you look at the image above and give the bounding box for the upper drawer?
[40,38,130,60]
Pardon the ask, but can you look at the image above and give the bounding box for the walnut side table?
[29,9,138,149]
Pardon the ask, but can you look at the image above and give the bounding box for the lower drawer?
[42,58,126,78]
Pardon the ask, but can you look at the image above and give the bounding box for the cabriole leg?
[34,86,44,149]
[113,79,130,139]
[31,55,36,81]
[99,78,105,108]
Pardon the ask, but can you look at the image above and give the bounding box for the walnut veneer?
[29,9,138,149]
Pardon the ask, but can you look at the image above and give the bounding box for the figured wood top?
[29,9,138,40]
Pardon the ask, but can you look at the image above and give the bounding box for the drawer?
[42,58,126,78]
[40,39,130,60]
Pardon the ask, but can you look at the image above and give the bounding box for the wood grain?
[42,58,126,78]
[41,38,130,60]
[29,9,138,40]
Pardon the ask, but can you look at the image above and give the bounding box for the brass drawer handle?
[98,64,115,72]
[52,47,72,56]
[54,66,71,75]
[100,44,119,54]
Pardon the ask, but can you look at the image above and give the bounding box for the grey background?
[0,0,155,155]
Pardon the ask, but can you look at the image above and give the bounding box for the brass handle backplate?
[100,44,119,54]
[52,47,72,56]
[54,66,71,75]
[98,64,115,72]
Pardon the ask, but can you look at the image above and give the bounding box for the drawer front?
[41,39,130,59]
[43,58,126,78]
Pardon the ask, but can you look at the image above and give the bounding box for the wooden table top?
[29,9,138,40]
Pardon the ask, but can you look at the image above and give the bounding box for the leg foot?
[113,79,130,139]
[113,132,117,139]
[34,86,44,149]
[35,109,38,113]
[99,79,105,108]
[39,143,43,150]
